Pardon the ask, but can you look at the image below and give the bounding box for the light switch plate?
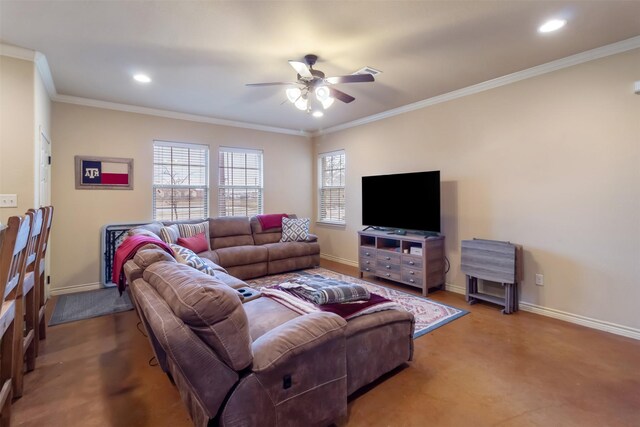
[0,194,18,208]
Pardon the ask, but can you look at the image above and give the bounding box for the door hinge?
[47,275,51,285]
[48,156,51,165]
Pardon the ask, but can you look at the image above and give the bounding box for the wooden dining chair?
[12,210,43,398]
[0,215,31,424]
[34,206,53,349]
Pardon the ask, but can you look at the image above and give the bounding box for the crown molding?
[0,43,35,61]
[313,35,640,137]
[52,94,313,137]
[1,43,57,97]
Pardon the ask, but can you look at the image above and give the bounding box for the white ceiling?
[1,1,639,133]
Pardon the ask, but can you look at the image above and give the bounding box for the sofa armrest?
[306,233,318,242]
[251,311,346,372]
[123,260,143,284]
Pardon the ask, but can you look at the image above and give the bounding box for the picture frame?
[75,155,134,190]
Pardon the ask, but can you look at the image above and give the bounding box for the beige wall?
[313,50,640,330]
[0,56,35,222]
[51,103,312,291]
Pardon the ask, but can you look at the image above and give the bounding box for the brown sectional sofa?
[130,215,320,280]
[124,245,415,427]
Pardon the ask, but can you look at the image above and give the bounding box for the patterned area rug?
[49,287,134,326]
[246,267,468,338]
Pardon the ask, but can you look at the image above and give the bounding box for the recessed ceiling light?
[538,19,566,33]
[133,73,151,83]
[312,111,324,118]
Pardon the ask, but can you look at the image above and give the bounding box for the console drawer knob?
[385,256,391,260]
[386,273,391,277]
[409,279,415,284]
[386,265,391,269]
[409,271,415,275]
[409,261,415,266]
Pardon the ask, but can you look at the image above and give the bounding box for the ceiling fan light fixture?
[294,95,308,111]
[315,86,331,101]
[321,97,334,109]
[286,87,301,103]
[312,111,324,118]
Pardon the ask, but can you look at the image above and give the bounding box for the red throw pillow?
[177,232,208,253]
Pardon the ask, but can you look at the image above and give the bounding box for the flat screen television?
[362,170,440,233]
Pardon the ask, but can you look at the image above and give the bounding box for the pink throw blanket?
[256,213,288,230]
[112,235,173,294]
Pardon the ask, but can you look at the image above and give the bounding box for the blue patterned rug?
[247,267,469,338]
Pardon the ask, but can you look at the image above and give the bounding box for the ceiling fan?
[246,54,375,117]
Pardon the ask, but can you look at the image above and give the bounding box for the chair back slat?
[0,215,31,300]
[24,210,44,270]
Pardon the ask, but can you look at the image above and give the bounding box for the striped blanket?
[279,280,370,305]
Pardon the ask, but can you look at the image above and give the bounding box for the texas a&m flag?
[81,160,129,186]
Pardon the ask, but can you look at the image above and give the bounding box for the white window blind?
[153,141,209,221]
[218,147,263,217]
[318,150,346,224]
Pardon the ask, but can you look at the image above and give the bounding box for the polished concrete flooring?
[12,260,640,426]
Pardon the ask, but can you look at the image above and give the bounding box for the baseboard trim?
[320,253,359,268]
[445,282,465,294]
[50,282,102,296]
[519,302,640,341]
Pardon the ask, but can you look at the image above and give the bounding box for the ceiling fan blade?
[246,82,299,87]
[289,60,313,78]
[330,87,355,103]
[325,74,375,84]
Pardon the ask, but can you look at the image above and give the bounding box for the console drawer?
[402,255,423,269]
[360,247,376,259]
[402,271,423,288]
[360,258,375,270]
[377,251,400,264]
[377,270,401,281]
[377,260,401,273]
[402,266,422,279]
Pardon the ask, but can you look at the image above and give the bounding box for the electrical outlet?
[0,194,17,208]
[535,274,544,286]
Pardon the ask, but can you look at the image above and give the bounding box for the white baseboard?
[519,302,640,341]
[445,282,465,294]
[445,281,639,340]
[320,253,359,268]
[50,282,102,296]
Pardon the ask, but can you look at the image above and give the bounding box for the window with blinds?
[318,150,346,224]
[153,141,209,221]
[218,147,263,217]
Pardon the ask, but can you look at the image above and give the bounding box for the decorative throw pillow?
[178,222,211,249]
[280,217,310,242]
[159,224,180,244]
[170,244,216,276]
[177,232,208,254]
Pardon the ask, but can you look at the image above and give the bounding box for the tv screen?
[362,170,440,233]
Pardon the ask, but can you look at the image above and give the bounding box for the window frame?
[217,146,264,217]
[152,140,210,221]
[317,149,346,226]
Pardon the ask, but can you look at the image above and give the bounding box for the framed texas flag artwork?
[75,156,134,190]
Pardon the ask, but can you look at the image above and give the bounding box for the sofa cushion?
[214,245,268,267]
[243,297,300,341]
[209,217,254,249]
[159,224,180,244]
[177,222,211,250]
[177,232,209,253]
[281,217,310,242]
[171,244,218,276]
[127,227,162,239]
[143,262,253,371]
[263,241,320,261]
[133,246,176,269]
[128,221,164,237]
